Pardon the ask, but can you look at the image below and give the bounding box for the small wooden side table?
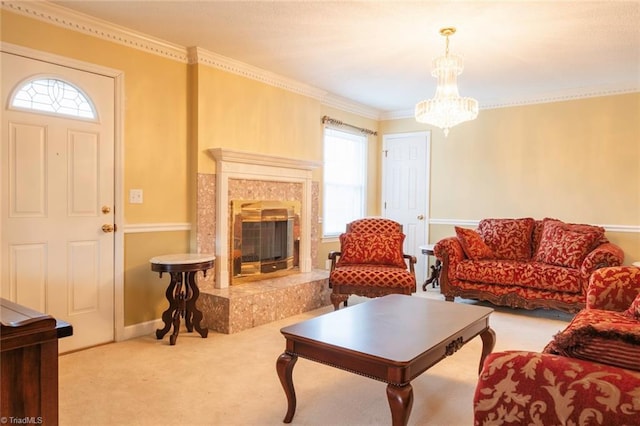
[419,244,441,291]
[150,253,214,345]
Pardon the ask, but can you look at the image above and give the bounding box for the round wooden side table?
[150,253,214,345]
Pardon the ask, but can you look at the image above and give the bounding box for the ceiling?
[50,1,640,116]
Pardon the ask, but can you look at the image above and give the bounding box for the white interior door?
[1,52,115,353]
[382,132,430,285]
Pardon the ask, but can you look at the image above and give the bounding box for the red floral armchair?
[474,266,640,425]
[328,218,416,310]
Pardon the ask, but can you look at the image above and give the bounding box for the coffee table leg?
[386,383,413,426]
[478,327,496,374]
[276,352,298,423]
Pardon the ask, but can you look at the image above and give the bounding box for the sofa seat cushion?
[475,351,640,426]
[330,265,416,289]
[478,218,535,261]
[520,262,583,293]
[455,260,582,293]
[544,309,640,372]
[455,260,524,286]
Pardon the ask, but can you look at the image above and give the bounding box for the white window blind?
[323,127,367,237]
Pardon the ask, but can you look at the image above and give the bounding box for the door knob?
[102,206,111,214]
[102,224,114,233]
[417,215,425,220]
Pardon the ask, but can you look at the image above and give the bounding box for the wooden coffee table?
[276,294,495,426]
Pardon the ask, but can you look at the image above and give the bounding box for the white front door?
[382,132,430,285]
[1,52,115,353]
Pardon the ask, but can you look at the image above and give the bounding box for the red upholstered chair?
[327,218,417,310]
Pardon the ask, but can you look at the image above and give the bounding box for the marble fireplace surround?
[196,149,331,333]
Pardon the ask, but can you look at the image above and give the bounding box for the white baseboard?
[120,318,164,341]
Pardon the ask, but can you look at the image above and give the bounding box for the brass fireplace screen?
[230,200,300,282]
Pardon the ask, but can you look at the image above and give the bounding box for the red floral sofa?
[434,217,624,313]
[474,266,640,425]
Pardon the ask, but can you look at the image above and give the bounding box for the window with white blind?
[323,127,367,237]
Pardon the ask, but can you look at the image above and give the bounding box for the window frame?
[322,126,368,238]
[9,76,98,121]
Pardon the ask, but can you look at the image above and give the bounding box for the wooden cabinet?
[1,298,72,426]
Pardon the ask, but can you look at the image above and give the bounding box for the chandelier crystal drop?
[415,27,478,137]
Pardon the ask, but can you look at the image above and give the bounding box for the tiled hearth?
[197,270,331,334]
[195,149,330,333]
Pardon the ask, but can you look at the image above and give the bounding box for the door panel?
[1,52,115,352]
[382,132,430,285]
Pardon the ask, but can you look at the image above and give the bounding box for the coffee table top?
[281,294,493,363]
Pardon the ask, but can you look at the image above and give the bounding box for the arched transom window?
[11,78,97,120]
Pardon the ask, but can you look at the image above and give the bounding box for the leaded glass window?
[11,78,96,120]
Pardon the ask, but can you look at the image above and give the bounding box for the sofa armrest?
[433,236,466,267]
[433,237,466,297]
[474,351,640,426]
[580,242,624,278]
[586,266,640,311]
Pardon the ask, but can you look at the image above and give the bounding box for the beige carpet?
[59,290,572,426]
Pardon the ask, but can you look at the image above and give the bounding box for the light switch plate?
[129,189,143,204]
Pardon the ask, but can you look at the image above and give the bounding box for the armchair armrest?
[327,251,341,272]
[403,254,417,274]
[586,266,640,311]
[580,242,624,278]
[474,351,640,426]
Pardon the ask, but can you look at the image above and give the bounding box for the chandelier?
[415,27,478,136]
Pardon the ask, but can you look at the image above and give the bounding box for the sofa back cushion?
[337,232,407,268]
[534,219,604,269]
[477,218,535,261]
[455,227,495,260]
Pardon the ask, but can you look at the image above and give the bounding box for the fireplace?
[207,148,321,288]
[231,200,300,281]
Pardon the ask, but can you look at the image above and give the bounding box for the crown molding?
[187,47,327,100]
[3,1,381,120]
[320,93,381,120]
[382,87,640,120]
[1,1,188,62]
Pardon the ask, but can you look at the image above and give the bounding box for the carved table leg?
[185,271,208,338]
[478,327,496,374]
[156,272,180,340]
[386,383,413,426]
[169,273,185,346]
[276,352,298,423]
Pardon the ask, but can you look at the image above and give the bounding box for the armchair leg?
[330,293,349,311]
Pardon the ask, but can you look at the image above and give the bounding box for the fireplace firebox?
[231,200,300,283]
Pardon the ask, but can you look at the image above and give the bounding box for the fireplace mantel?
[209,148,321,288]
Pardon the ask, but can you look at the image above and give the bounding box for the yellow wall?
[381,93,640,264]
[195,65,323,174]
